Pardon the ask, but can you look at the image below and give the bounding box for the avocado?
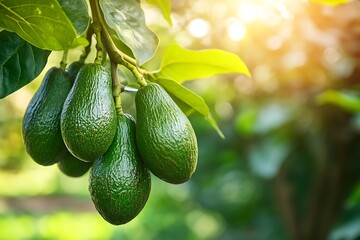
[89,113,151,225]
[60,63,117,162]
[66,61,84,82]
[22,67,72,166]
[58,151,92,177]
[135,82,198,184]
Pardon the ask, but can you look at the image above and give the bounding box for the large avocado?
[135,82,198,184]
[22,67,72,166]
[60,63,117,162]
[89,113,151,225]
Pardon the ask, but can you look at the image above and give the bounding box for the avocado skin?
[22,67,72,166]
[60,63,117,162]
[89,114,151,225]
[66,61,84,82]
[58,151,92,177]
[135,83,198,184]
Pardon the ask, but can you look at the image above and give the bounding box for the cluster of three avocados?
[22,63,198,225]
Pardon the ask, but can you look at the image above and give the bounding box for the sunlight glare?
[237,1,293,23]
[226,18,247,41]
[187,18,211,38]
[237,3,259,22]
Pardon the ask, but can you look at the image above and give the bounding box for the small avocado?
[89,114,151,225]
[135,82,198,184]
[22,67,72,166]
[66,61,84,82]
[60,63,117,162]
[58,151,92,177]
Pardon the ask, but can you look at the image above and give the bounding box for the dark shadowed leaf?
[0,31,50,99]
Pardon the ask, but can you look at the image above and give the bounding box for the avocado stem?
[79,25,94,64]
[89,0,150,87]
[92,23,103,65]
[115,96,123,115]
[111,61,124,114]
[60,50,68,70]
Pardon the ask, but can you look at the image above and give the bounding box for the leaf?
[0,31,50,99]
[316,90,360,113]
[156,78,224,138]
[145,0,172,25]
[99,0,159,65]
[0,0,87,50]
[310,0,351,6]
[155,44,251,83]
[107,27,136,59]
[57,0,90,35]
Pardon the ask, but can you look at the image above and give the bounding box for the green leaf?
[99,0,159,65]
[0,0,86,50]
[107,27,136,59]
[156,78,224,138]
[57,0,90,35]
[145,0,172,25]
[0,31,50,99]
[155,44,251,83]
[316,90,360,113]
[310,0,351,6]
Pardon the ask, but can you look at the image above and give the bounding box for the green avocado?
[89,114,151,225]
[135,82,198,184]
[66,61,84,82]
[22,67,72,166]
[58,151,92,177]
[60,63,117,162]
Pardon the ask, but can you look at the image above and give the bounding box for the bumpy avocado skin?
[135,83,198,184]
[60,63,117,162]
[22,67,72,166]
[58,151,92,177]
[89,114,151,225]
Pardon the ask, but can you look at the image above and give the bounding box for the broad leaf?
[0,0,86,50]
[0,31,50,99]
[100,0,159,65]
[316,90,360,113]
[156,78,224,138]
[107,27,136,59]
[57,0,90,35]
[146,0,172,25]
[310,0,351,6]
[155,44,251,83]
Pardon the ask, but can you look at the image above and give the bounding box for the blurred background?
[1,0,360,239]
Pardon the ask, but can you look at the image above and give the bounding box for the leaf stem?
[60,50,68,70]
[89,0,149,86]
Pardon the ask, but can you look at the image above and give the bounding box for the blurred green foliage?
[1,0,360,239]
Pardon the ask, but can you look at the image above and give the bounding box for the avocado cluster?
[22,62,198,225]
